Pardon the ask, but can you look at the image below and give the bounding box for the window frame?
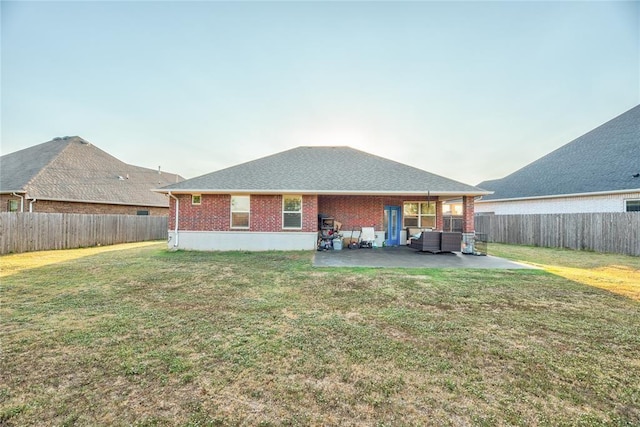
[8,199,19,212]
[403,201,436,229]
[191,194,202,205]
[625,199,640,212]
[282,195,303,230]
[230,195,250,229]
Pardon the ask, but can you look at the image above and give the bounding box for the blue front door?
[384,205,402,246]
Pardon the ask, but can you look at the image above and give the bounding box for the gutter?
[11,193,24,212]
[168,192,179,248]
[8,196,170,208]
[28,198,37,212]
[477,188,640,203]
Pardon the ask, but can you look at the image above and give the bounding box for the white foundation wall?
[476,192,640,215]
[340,230,389,246]
[168,231,318,251]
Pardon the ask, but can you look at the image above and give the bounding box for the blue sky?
[2,1,638,185]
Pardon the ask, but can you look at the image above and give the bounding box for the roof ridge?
[513,104,639,178]
[22,138,74,193]
[158,145,487,195]
[343,146,480,188]
[478,104,640,199]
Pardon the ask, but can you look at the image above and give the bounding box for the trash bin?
[474,233,488,256]
[333,238,342,250]
[461,233,475,254]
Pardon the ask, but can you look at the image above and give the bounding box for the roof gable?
[160,146,487,196]
[478,105,640,200]
[1,136,184,207]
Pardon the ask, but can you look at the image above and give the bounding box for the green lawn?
[489,243,640,301]
[1,243,639,426]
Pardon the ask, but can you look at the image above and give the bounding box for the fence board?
[475,213,640,256]
[0,213,168,254]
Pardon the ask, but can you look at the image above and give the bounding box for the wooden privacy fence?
[475,213,640,256]
[0,212,168,254]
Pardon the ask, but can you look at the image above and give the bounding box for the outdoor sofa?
[409,230,462,253]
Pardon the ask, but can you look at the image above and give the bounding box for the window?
[443,203,462,216]
[231,195,250,228]
[626,200,640,212]
[8,199,18,212]
[283,195,302,229]
[192,194,201,205]
[403,201,436,228]
[136,210,149,216]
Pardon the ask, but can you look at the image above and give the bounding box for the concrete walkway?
[313,245,535,269]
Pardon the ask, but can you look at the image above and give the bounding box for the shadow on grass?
[0,241,164,278]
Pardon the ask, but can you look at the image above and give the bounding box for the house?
[1,136,184,215]
[155,146,490,251]
[475,105,640,215]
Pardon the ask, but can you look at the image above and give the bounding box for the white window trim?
[403,201,437,228]
[231,195,250,229]
[625,199,640,212]
[192,194,202,205]
[282,195,303,230]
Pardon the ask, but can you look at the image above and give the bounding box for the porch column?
[462,196,475,233]
[461,195,475,254]
[435,200,444,231]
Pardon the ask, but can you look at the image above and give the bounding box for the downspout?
[11,193,24,212]
[168,192,179,248]
[29,198,37,212]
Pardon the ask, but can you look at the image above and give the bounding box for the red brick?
[168,193,475,234]
[0,195,167,216]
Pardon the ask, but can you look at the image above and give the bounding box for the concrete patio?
[313,245,535,269]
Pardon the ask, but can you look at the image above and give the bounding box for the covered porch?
[316,194,477,250]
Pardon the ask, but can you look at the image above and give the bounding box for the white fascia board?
[440,195,486,203]
[477,188,640,203]
[153,189,492,197]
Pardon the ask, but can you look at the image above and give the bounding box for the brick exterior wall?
[170,194,318,232]
[436,200,444,230]
[317,195,441,231]
[171,194,230,231]
[319,195,402,230]
[0,195,167,216]
[302,195,319,231]
[169,193,471,233]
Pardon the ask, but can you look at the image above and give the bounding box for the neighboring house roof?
[478,104,640,201]
[157,146,489,197]
[1,136,184,207]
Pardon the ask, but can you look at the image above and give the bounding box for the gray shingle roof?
[1,136,184,207]
[478,105,640,201]
[158,146,488,196]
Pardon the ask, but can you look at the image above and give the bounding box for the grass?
[489,243,640,301]
[1,242,639,426]
[0,241,161,278]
